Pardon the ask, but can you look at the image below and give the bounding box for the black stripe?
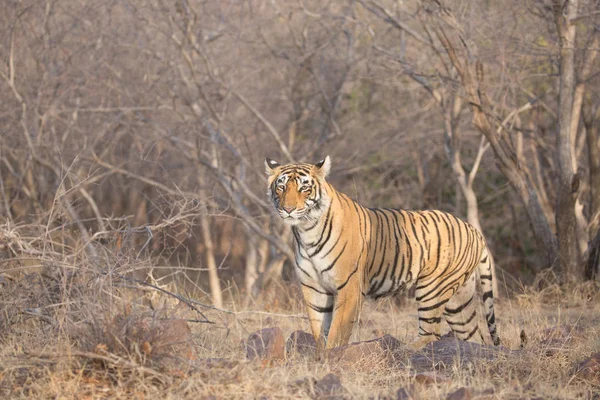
[301,282,332,295]
[464,325,480,340]
[418,298,449,312]
[482,290,494,302]
[377,209,389,253]
[365,211,379,275]
[449,214,464,263]
[420,212,431,234]
[309,208,334,255]
[320,233,342,258]
[446,310,477,326]
[321,242,347,274]
[295,263,312,277]
[351,201,364,241]
[306,302,333,313]
[337,264,359,291]
[418,331,441,338]
[480,274,492,280]
[397,212,411,286]
[419,316,442,324]
[416,273,465,302]
[444,295,473,314]
[313,206,333,248]
[424,212,442,276]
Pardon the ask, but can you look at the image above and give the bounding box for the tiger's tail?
[479,246,500,346]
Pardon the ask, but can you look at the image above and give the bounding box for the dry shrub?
[0,219,209,397]
[77,303,198,372]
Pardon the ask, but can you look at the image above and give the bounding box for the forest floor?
[1,263,600,400]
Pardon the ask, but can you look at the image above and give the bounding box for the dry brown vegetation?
[2,222,600,399]
[1,0,600,398]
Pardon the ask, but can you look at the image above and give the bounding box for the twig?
[112,275,213,324]
[91,154,198,199]
[232,90,294,162]
[185,299,309,320]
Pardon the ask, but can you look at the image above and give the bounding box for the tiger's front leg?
[300,284,334,356]
[324,274,363,350]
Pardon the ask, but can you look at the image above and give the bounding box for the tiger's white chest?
[294,228,343,293]
[311,257,339,292]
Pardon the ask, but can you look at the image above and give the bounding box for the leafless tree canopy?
[1,0,599,303]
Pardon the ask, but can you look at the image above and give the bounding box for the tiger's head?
[265,156,331,226]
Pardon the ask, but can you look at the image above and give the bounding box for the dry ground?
[1,225,600,399]
[1,275,600,399]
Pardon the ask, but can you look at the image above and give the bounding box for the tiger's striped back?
[362,209,483,299]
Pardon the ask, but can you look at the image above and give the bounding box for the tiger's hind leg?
[443,273,485,344]
[410,289,448,349]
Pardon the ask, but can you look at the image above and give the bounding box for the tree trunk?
[553,0,581,281]
[244,230,259,306]
[200,215,223,308]
[585,226,600,280]
[584,116,600,221]
[197,145,223,308]
[584,107,600,281]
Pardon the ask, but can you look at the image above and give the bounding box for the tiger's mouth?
[277,208,305,218]
[274,205,311,225]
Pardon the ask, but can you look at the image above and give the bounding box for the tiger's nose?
[282,206,296,214]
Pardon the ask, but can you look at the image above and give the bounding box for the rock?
[245,327,285,363]
[286,330,317,357]
[574,352,600,382]
[446,387,472,400]
[289,376,318,396]
[413,372,450,385]
[408,337,509,371]
[396,386,418,400]
[327,334,404,369]
[314,373,348,399]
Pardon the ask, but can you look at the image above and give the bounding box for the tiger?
[265,155,500,352]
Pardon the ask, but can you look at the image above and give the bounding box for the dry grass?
[1,222,600,399]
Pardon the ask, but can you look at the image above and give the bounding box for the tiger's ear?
[265,158,280,175]
[314,155,331,179]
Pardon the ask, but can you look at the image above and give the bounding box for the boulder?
[286,330,317,357]
[396,386,418,400]
[446,387,472,400]
[314,373,348,398]
[408,337,509,372]
[412,371,450,385]
[327,334,404,369]
[245,327,285,363]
